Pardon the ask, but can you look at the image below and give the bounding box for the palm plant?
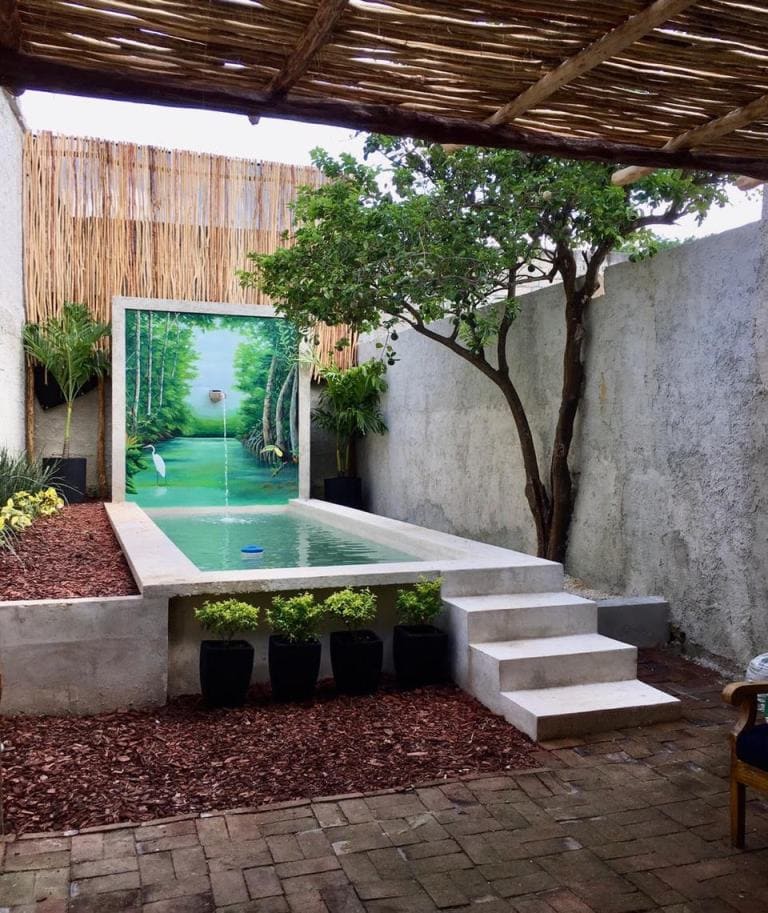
[23,303,111,457]
[313,359,387,476]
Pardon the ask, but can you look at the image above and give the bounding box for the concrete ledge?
[0,595,168,715]
[597,596,669,648]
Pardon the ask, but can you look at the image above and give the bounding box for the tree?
[241,138,730,561]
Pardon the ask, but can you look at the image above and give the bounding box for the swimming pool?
[151,509,420,571]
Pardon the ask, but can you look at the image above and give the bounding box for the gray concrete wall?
[0,91,25,456]
[0,595,168,714]
[359,220,768,668]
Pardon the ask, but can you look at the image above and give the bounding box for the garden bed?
[0,502,137,601]
[0,680,542,834]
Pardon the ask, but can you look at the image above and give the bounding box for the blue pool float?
[241,545,264,554]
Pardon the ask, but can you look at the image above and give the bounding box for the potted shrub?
[267,592,323,701]
[394,577,449,687]
[313,359,387,509]
[23,302,110,502]
[325,587,382,694]
[195,598,260,707]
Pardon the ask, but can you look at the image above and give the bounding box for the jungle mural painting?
[125,309,299,507]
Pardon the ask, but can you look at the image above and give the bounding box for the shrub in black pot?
[195,598,261,708]
[394,577,449,688]
[267,592,323,701]
[325,587,382,694]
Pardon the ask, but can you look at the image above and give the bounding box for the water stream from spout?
[221,396,230,511]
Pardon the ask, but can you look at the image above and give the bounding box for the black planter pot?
[268,635,321,701]
[43,457,87,504]
[330,630,383,694]
[199,639,254,707]
[324,476,363,509]
[393,624,449,687]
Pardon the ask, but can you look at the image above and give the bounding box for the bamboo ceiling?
[3,1,768,180]
[23,132,356,368]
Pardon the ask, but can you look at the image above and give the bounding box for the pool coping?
[105,499,563,598]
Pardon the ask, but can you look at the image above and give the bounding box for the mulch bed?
[0,681,543,835]
[0,502,137,601]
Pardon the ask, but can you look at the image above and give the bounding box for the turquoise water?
[152,511,419,571]
[129,438,298,508]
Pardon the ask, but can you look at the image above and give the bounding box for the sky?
[19,91,764,241]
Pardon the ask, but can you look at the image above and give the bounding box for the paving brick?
[0,870,36,906]
[32,866,70,901]
[70,835,104,864]
[196,816,229,845]
[172,844,208,877]
[313,803,348,828]
[275,856,341,879]
[141,893,214,913]
[337,799,373,825]
[354,879,422,899]
[7,838,71,858]
[71,855,138,880]
[320,883,365,913]
[141,874,210,903]
[69,888,141,912]
[2,850,71,872]
[330,823,390,856]
[267,834,304,863]
[281,868,349,895]
[243,864,283,899]
[286,887,330,912]
[210,868,249,906]
[204,837,271,871]
[138,851,174,885]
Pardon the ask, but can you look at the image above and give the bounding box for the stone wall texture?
[359,219,768,668]
[0,91,25,455]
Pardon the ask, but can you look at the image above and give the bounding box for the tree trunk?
[262,355,277,451]
[157,311,171,408]
[289,365,299,457]
[275,364,295,456]
[146,311,154,417]
[131,311,141,434]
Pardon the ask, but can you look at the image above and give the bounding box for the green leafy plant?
[396,577,444,626]
[125,435,148,494]
[268,592,323,643]
[0,487,63,552]
[195,599,261,642]
[0,448,56,505]
[324,587,377,629]
[23,303,111,457]
[312,360,387,476]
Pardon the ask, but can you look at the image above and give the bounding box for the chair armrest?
[722,681,768,741]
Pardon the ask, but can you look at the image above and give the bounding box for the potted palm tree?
[324,587,382,694]
[313,359,387,509]
[393,577,449,687]
[195,598,261,707]
[267,592,323,701]
[23,302,110,502]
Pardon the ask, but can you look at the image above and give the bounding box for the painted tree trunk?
[289,365,299,457]
[131,311,141,434]
[146,311,154,417]
[274,364,296,456]
[261,355,277,452]
[157,311,171,409]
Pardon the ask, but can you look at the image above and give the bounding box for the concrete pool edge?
[105,499,563,598]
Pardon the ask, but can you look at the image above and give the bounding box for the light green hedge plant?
[324,587,377,629]
[268,592,322,643]
[195,599,260,641]
[396,577,444,626]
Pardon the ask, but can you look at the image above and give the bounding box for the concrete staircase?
[443,589,680,741]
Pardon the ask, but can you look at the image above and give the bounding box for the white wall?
[360,219,768,668]
[0,91,26,455]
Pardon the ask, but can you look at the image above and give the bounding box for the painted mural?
[125,310,299,506]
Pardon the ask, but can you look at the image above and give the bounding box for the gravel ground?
[0,681,543,835]
[0,502,138,601]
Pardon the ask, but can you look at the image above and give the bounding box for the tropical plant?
[195,599,261,642]
[0,448,56,505]
[396,577,444,626]
[23,302,111,457]
[0,487,64,551]
[243,138,730,562]
[268,592,323,643]
[312,360,388,476]
[324,587,377,629]
[125,436,148,494]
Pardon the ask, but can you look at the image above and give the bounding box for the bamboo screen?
[22,132,356,368]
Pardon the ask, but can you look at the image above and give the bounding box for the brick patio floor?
[2,650,767,913]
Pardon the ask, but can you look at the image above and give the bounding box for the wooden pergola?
[1,0,768,183]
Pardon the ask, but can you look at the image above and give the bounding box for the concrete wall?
[0,595,168,714]
[0,91,25,455]
[359,220,768,668]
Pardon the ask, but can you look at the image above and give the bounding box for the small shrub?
[0,487,64,552]
[268,592,322,643]
[396,577,444,626]
[0,448,56,504]
[324,587,377,629]
[195,599,261,642]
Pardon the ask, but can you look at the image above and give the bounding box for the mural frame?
[111,296,311,503]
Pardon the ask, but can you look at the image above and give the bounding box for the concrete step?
[444,592,596,643]
[470,634,637,694]
[441,561,563,597]
[500,679,681,741]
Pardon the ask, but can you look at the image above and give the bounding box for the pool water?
[151,511,420,570]
[129,438,298,508]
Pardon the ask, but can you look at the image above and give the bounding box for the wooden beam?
[0,0,22,51]
[612,91,768,185]
[249,0,347,124]
[487,0,698,126]
[735,176,764,191]
[4,50,768,181]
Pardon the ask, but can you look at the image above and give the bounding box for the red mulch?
[0,681,543,835]
[0,503,137,601]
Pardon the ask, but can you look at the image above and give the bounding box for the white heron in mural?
[143,445,167,485]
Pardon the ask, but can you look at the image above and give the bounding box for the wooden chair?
[722,680,768,847]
